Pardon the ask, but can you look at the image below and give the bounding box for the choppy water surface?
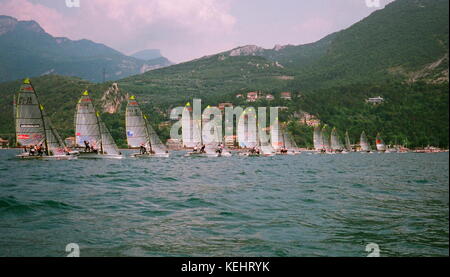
[0,150,448,257]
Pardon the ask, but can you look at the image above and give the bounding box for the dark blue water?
[0,150,448,257]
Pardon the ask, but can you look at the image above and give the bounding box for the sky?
[0,0,395,62]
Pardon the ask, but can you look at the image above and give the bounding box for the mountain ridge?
[0,15,173,83]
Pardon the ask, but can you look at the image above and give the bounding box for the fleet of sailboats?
[11,78,406,160]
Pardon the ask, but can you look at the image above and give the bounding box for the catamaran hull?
[132,153,170,158]
[77,152,123,159]
[16,154,76,160]
[185,152,221,157]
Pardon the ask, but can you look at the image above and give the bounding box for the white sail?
[237,111,258,149]
[259,123,275,156]
[75,91,102,148]
[145,116,168,154]
[125,96,149,148]
[283,130,299,153]
[321,125,330,151]
[313,125,323,151]
[271,123,283,150]
[376,133,386,152]
[202,111,221,155]
[345,131,352,151]
[99,119,120,155]
[75,91,120,156]
[360,131,371,152]
[44,115,66,155]
[330,127,342,151]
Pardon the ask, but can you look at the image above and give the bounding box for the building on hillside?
[280,92,292,100]
[65,137,76,147]
[366,96,384,104]
[266,94,275,101]
[247,91,259,102]
[236,94,244,99]
[0,138,9,148]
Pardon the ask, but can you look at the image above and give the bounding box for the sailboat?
[275,127,300,155]
[321,125,332,154]
[15,78,76,160]
[259,129,276,157]
[344,131,353,152]
[74,91,122,159]
[313,125,325,153]
[330,127,344,153]
[125,96,169,158]
[359,131,372,153]
[376,133,388,153]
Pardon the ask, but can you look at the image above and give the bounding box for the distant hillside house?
[65,137,76,147]
[247,91,259,102]
[280,92,292,100]
[366,96,384,104]
[0,138,8,148]
[236,94,244,99]
[266,94,275,101]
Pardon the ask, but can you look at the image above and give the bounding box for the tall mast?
[26,79,50,155]
[143,114,153,152]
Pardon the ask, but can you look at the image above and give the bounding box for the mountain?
[131,49,162,60]
[120,53,293,106]
[120,0,448,104]
[228,0,449,88]
[0,16,172,83]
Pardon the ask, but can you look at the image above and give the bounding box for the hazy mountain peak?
[0,15,18,36]
[131,49,163,61]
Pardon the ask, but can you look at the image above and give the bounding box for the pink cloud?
[0,0,236,62]
[0,0,70,37]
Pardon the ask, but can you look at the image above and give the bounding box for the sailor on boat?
[36,144,44,156]
[140,144,147,155]
[29,145,36,156]
[84,140,91,152]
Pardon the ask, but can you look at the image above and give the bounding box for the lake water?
[0,150,448,257]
